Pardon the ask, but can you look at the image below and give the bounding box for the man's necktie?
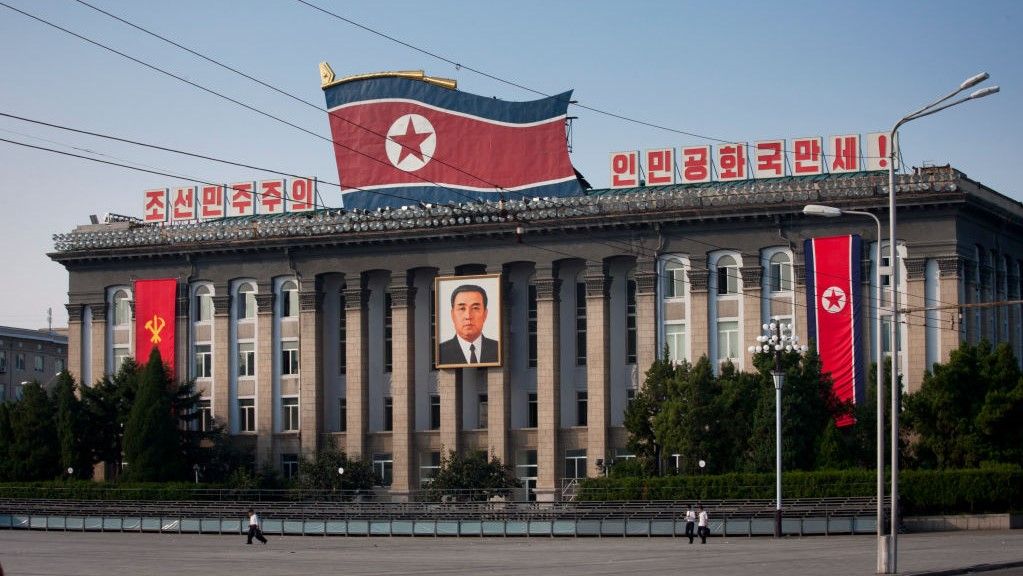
[469,344,478,363]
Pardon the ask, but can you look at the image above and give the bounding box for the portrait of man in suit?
[436,275,501,368]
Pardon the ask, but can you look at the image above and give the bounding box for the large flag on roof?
[804,235,864,427]
[321,68,582,210]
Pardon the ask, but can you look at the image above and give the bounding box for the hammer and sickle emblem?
[145,314,166,344]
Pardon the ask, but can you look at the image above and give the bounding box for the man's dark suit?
[438,336,499,366]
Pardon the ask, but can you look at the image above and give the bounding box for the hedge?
[577,466,1022,514]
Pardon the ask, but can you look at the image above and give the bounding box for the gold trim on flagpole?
[320,63,456,90]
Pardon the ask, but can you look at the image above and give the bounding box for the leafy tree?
[80,358,140,476]
[623,352,677,474]
[654,356,720,473]
[122,349,185,481]
[8,382,59,480]
[52,371,91,479]
[713,367,763,471]
[293,439,379,496]
[425,450,521,501]
[0,402,14,480]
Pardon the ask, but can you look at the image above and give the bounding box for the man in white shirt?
[697,505,709,544]
[246,508,267,545]
[684,503,697,543]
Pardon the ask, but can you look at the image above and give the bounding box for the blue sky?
[1,0,1020,330]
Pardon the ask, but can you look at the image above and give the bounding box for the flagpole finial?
[319,62,336,87]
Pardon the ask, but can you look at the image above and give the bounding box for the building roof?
[0,325,68,345]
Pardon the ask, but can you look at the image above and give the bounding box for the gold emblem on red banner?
[145,314,166,344]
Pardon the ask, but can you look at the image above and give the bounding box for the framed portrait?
[435,274,502,369]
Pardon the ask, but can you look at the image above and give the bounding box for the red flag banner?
[134,278,177,377]
[804,235,864,427]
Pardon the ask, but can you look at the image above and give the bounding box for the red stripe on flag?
[134,278,177,378]
[811,236,856,427]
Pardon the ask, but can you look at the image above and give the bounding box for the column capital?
[688,268,709,292]
[903,257,928,281]
[343,287,368,310]
[388,284,417,308]
[299,290,322,311]
[936,256,962,277]
[793,263,806,286]
[740,265,762,287]
[254,292,274,310]
[634,270,658,295]
[212,294,231,316]
[534,276,561,301]
[65,303,85,322]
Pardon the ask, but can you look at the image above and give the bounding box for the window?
[15,353,25,371]
[238,342,255,377]
[194,344,212,378]
[626,388,636,408]
[528,284,538,368]
[0,351,7,373]
[112,289,131,326]
[281,453,299,479]
[717,255,739,295]
[420,451,441,487]
[769,252,793,292]
[238,398,255,432]
[281,340,299,375]
[666,322,687,364]
[338,397,347,432]
[282,397,299,432]
[626,279,637,364]
[238,283,257,319]
[516,450,538,502]
[383,396,393,431]
[384,292,393,372]
[430,288,436,368]
[198,399,213,432]
[478,393,488,429]
[373,453,393,486]
[576,282,587,366]
[717,320,740,363]
[576,391,588,426]
[33,355,43,372]
[429,394,441,429]
[112,348,130,372]
[280,280,298,318]
[527,392,538,428]
[564,449,587,479]
[194,285,214,322]
[664,260,687,298]
[55,359,64,373]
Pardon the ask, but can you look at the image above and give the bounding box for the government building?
[50,165,1023,500]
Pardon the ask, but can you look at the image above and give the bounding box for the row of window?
[662,252,794,299]
[0,351,63,374]
[109,280,303,327]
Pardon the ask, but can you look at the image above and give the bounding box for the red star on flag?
[389,118,433,164]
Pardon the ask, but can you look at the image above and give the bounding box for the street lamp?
[748,320,807,538]
[885,72,998,574]
[804,203,885,570]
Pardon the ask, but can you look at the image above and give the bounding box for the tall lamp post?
[748,320,807,538]
[803,204,885,570]
[886,73,998,574]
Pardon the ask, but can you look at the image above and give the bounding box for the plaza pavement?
[0,529,1021,576]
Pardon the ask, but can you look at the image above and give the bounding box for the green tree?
[52,371,91,479]
[80,358,140,476]
[293,439,379,496]
[122,349,185,481]
[426,450,521,501]
[0,402,14,480]
[8,382,60,480]
[654,356,720,473]
[623,352,678,474]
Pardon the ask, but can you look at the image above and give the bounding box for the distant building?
[0,325,68,401]
[49,165,1023,500]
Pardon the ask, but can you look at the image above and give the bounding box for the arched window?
[769,252,792,292]
[280,280,299,318]
[717,255,739,295]
[194,285,214,322]
[112,289,131,326]
[238,282,257,320]
[664,260,687,299]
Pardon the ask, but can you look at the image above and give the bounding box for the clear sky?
[1,0,1020,330]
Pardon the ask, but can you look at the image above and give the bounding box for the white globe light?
[785,345,792,352]
[775,344,782,351]
[748,346,757,354]
[762,323,769,331]
[769,322,777,331]
[763,345,770,353]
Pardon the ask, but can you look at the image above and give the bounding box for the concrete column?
[89,302,106,383]
[343,285,369,459]
[65,303,83,384]
[584,264,610,477]
[486,275,512,466]
[937,257,963,365]
[438,368,460,454]
[534,271,561,501]
[175,286,189,382]
[389,281,417,498]
[904,258,928,393]
[254,291,274,467]
[793,263,809,349]
[298,287,323,458]
[741,264,763,372]
[212,293,231,430]
[688,267,710,362]
[634,259,658,371]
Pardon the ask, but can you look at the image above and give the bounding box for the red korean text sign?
[134,278,178,378]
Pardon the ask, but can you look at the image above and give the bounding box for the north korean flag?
[134,278,178,378]
[804,235,864,427]
[324,75,582,210]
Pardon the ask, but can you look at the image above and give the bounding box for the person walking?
[697,504,710,544]
[246,508,268,545]
[684,503,697,544]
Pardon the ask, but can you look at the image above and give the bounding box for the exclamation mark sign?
[878,134,888,168]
